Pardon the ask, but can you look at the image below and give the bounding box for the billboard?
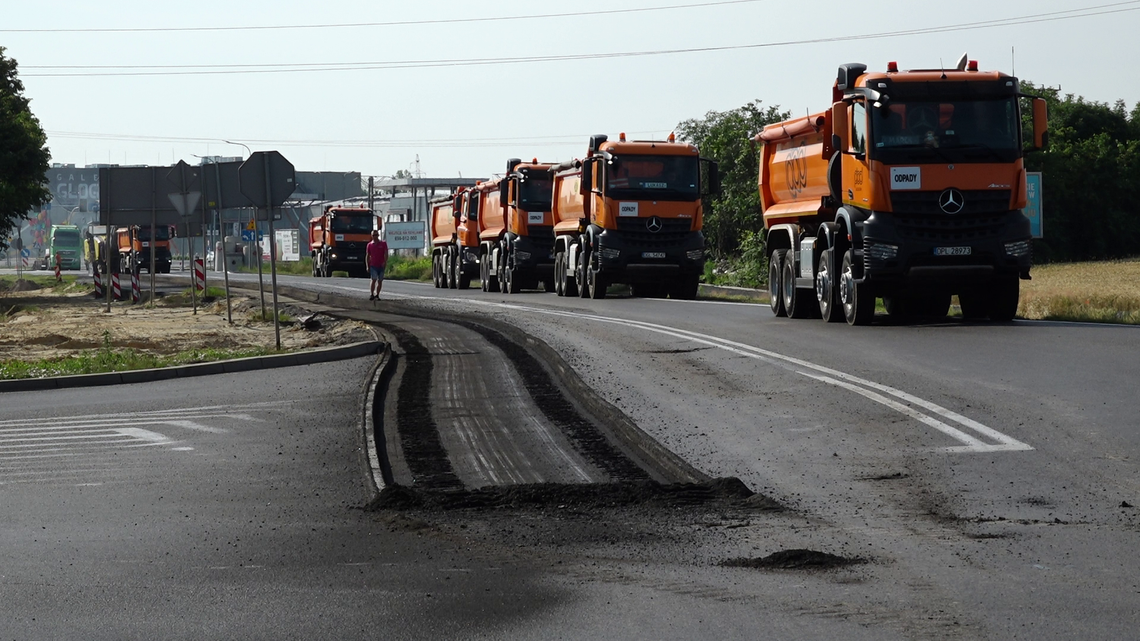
[1024,172,1043,239]
[383,221,426,250]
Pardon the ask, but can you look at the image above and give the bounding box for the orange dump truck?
[116,225,172,274]
[479,158,557,294]
[309,205,376,278]
[430,190,460,288]
[756,57,1048,324]
[550,133,718,300]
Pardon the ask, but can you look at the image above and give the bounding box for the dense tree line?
[679,84,1140,282]
[0,47,51,251]
[1020,82,1140,263]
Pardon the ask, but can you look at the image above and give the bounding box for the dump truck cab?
[758,57,1048,324]
[480,158,557,294]
[552,133,718,300]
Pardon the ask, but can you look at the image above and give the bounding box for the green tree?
[1021,82,1140,262]
[676,100,789,258]
[0,46,51,250]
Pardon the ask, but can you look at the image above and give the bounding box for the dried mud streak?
[458,321,650,483]
[386,325,462,490]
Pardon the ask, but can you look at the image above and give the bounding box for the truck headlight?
[1004,240,1031,257]
[686,249,704,260]
[599,247,620,260]
[331,253,338,259]
[515,250,532,261]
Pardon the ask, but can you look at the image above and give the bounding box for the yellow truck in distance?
[551,133,719,300]
[756,57,1047,324]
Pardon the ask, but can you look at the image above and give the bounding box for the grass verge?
[0,332,280,380]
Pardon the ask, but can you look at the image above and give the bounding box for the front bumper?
[594,227,705,283]
[859,209,1031,288]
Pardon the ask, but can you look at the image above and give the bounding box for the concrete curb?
[699,283,766,301]
[0,340,385,393]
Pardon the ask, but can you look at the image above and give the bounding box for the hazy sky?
[5,0,1138,179]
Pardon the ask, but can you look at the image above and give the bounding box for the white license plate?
[933,246,972,256]
[642,252,666,259]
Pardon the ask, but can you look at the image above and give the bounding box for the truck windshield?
[606,155,699,201]
[518,173,553,211]
[330,215,374,234]
[53,231,81,244]
[137,227,171,241]
[871,97,1020,163]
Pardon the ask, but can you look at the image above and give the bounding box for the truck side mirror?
[580,161,592,195]
[830,102,849,152]
[703,160,721,196]
[499,181,509,208]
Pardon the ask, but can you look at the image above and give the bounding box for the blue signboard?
[241,229,256,242]
[1024,172,1043,239]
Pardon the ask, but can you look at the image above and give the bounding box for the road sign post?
[239,151,295,350]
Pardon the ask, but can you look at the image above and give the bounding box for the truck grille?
[526,225,553,240]
[890,190,1011,216]
[614,217,693,247]
[892,212,1011,244]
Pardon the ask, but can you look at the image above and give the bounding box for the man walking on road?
[366,229,388,301]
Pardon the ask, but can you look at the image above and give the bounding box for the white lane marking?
[381,289,1033,454]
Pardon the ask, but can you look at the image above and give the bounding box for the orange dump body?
[551,165,585,236]
[430,195,457,247]
[471,180,503,245]
[754,113,834,230]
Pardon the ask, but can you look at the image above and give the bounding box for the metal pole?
[255,209,266,318]
[149,168,157,305]
[214,163,232,325]
[262,157,281,349]
[105,171,114,313]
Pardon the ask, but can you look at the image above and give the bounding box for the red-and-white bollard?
[93,267,104,298]
[111,272,122,301]
[131,270,141,303]
[194,257,206,293]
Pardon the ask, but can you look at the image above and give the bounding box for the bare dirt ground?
[0,276,376,365]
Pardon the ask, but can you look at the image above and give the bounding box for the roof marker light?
[619,132,627,142]
[967,60,978,71]
[887,61,898,73]
[668,131,676,143]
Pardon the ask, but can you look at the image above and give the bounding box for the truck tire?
[562,249,579,297]
[577,246,591,299]
[840,248,875,325]
[459,268,472,290]
[988,278,1020,322]
[554,252,565,296]
[432,255,442,288]
[769,249,787,317]
[816,249,842,322]
[587,251,607,300]
[782,253,812,318]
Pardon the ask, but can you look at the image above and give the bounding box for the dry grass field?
[1018,259,1140,324]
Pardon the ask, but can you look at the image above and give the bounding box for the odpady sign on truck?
[756,55,1048,325]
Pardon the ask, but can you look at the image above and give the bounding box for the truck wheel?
[448,251,459,289]
[840,248,875,325]
[554,252,565,296]
[988,278,1020,322]
[587,253,607,300]
[459,266,472,290]
[577,246,591,299]
[817,249,842,322]
[782,253,812,318]
[563,249,579,297]
[769,249,787,317]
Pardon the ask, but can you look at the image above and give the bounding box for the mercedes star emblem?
[939,188,965,214]
[646,216,663,233]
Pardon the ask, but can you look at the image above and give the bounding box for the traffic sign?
[246,219,256,231]
[241,229,256,242]
[238,151,295,212]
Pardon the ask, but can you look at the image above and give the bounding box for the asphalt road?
[5,269,1140,639]
[240,272,1140,639]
